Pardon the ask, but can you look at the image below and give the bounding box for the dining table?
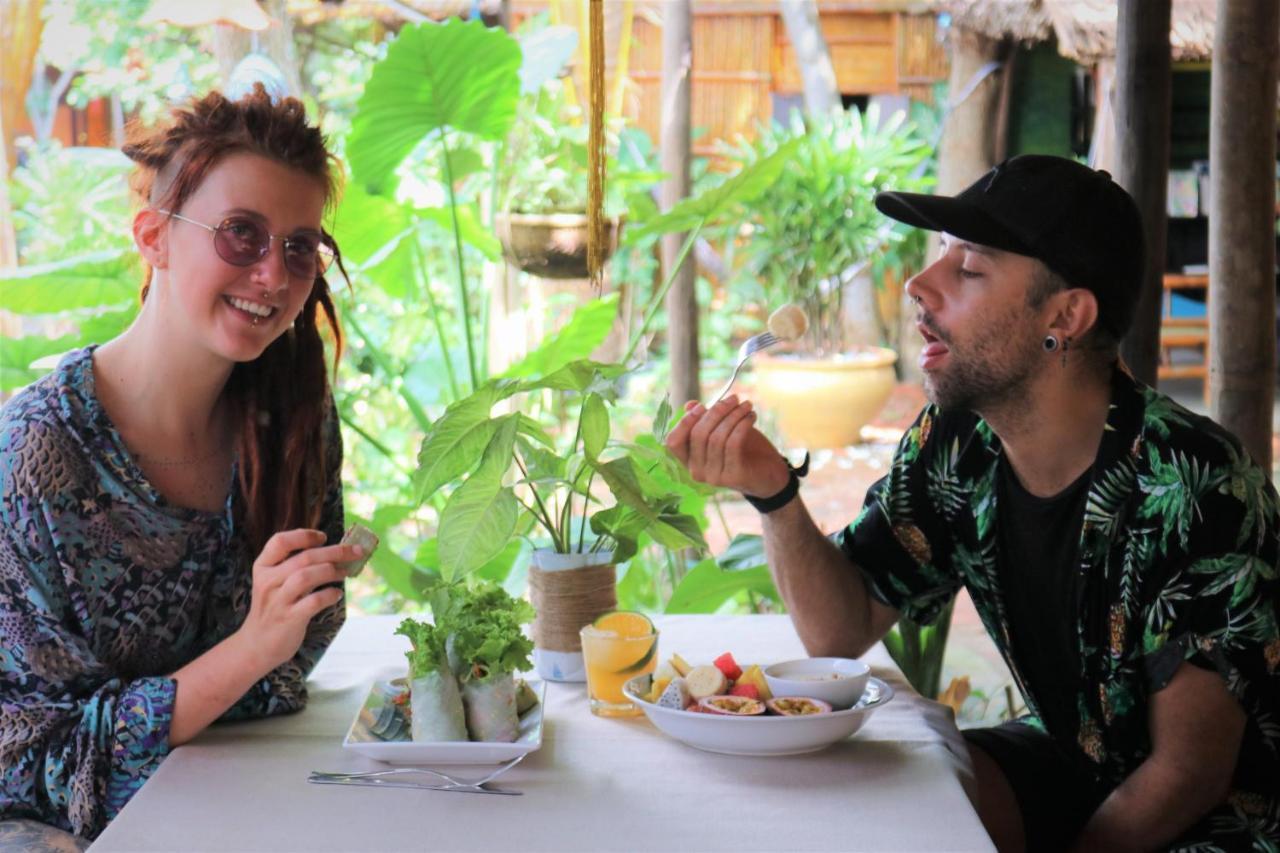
[89,614,995,852]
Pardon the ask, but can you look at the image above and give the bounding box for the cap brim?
[874,191,1034,258]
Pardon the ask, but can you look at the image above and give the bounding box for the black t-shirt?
[996,454,1093,740]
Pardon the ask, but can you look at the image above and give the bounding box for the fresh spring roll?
[432,581,536,742]
[394,617,467,742]
[410,665,468,742]
[460,671,519,743]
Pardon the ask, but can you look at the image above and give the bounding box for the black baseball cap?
[875,154,1145,339]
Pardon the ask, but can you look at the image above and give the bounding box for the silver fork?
[306,776,521,796]
[309,753,525,788]
[711,331,779,406]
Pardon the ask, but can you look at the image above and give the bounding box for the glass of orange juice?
[579,611,658,717]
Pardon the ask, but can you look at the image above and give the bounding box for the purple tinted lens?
[214,218,269,266]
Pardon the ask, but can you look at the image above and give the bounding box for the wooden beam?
[1209,0,1279,469]
[1115,0,1172,388]
[661,0,700,406]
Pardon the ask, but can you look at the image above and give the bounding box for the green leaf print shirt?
[841,366,1280,840]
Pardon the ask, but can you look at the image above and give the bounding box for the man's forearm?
[762,498,884,658]
[1069,755,1231,852]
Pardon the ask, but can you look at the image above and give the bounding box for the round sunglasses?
[157,209,336,281]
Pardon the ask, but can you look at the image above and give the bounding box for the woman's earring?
[1043,335,1060,352]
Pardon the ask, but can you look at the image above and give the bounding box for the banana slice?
[684,664,729,700]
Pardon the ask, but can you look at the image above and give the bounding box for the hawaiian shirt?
[841,365,1280,848]
[0,347,347,840]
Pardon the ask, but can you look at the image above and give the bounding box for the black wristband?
[743,452,810,514]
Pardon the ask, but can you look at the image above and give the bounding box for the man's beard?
[920,306,1043,413]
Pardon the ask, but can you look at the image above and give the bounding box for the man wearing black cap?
[666,154,1279,851]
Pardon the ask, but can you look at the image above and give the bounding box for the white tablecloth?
[90,615,993,852]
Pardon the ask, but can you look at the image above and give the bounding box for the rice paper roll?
[461,673,519,743]
[410,665,468,742]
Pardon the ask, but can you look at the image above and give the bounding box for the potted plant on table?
[720,104,933,448]
[414,351,706,682]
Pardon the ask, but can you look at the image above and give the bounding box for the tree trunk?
[1115,0,1172,388]
[212,0,303,98]
[778,0,840,116]
[0,0,44,267]
[660,0,699,406]
[900,26,1002,382]
[1209,0,1279,469]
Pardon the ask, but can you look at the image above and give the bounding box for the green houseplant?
[413,292,708,679]
[719,105,933,448]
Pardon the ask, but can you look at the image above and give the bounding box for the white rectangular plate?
[343,673,546,765]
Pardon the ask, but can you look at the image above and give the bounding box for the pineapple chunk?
[646,676,672,704]
[737,664,772,700]
[669,653,692,677]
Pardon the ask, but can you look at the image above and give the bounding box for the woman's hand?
[236,529,357,673]
[664,396,791,498]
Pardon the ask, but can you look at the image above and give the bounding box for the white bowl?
[623,674,893,757]
[763,657,871,710]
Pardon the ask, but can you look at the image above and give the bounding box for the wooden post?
[779,0,840,116]
[212,0,303,98]
[900,25,1001,381]
[1209,0,1279,469]
[1115,0,1172,388]
[660,0,699,406]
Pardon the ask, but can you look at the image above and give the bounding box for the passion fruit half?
[765,696,833,716]
[697,695,766,716]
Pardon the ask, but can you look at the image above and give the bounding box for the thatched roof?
[941,0,1218,63]
[287,0,501,27]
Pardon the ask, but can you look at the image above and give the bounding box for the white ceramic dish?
[343,674,546,765]
[623,674,893,756]
[763,657,871,710]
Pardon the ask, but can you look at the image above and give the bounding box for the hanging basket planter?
[494,211,623,280]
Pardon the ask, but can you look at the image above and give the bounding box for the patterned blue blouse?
[0,346,346,839]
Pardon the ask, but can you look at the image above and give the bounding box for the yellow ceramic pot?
[752,348,898,448]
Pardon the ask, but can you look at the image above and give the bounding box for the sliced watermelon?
[728,682,760,700]
[713,652,743,681]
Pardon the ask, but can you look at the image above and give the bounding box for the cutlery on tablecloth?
[306,775,521,796]
[310,753,525,788]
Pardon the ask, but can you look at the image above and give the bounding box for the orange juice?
[580,612,658,717]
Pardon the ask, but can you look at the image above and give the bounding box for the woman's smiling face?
[152,151,328,364]
[905,234,1052,412]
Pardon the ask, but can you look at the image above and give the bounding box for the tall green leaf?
[591,457,658,523]
[521,359,626,393]
[0,250,138,314]
[501,294,619,379]
[624,138,803,242]
[414,388,510,500]
[0,333,78,391]
[580,392,609,460]
[437,417,520,579]
[665,559,779,614]
[347,19,521,194]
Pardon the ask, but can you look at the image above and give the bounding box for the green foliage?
[10,142,134,263]
[881,600,956,700]
[347,19,521,195]
[416,343,707,575]
[718,105,933,354]
[44,0,220,126]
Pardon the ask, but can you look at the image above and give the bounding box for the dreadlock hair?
[122,84,347,558]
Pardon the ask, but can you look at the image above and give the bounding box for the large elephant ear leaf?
[348,18,522,194]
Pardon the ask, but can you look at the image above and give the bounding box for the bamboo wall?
[513,0,948,158]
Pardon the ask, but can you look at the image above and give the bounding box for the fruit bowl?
[622,674,893,756]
